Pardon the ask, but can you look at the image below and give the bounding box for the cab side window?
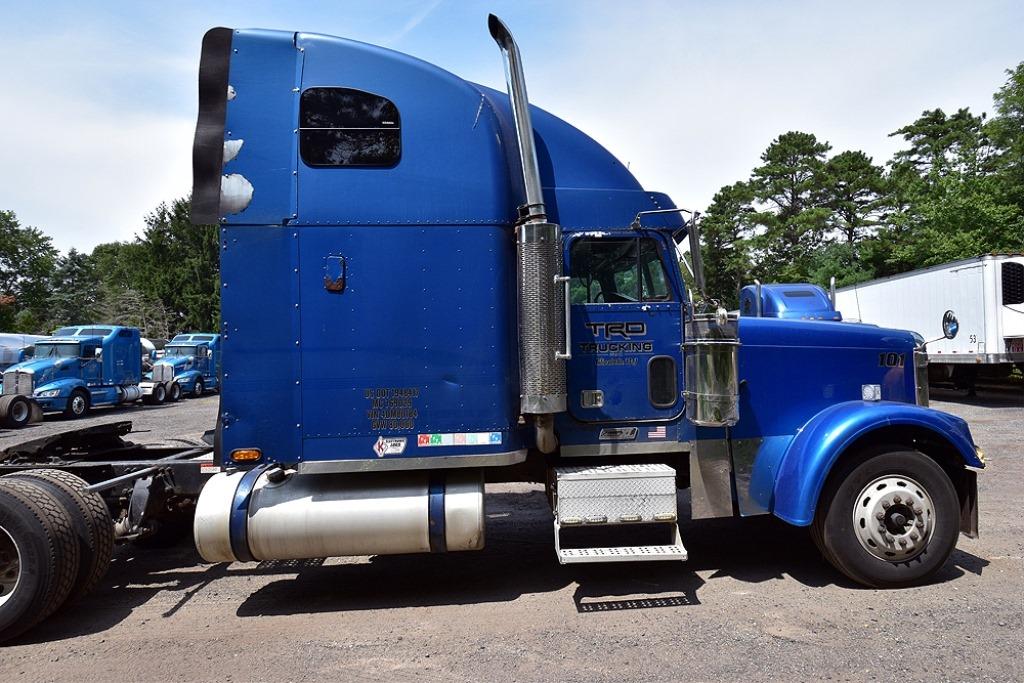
[570,238,672,304]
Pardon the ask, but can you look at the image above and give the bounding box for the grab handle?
[554,275,572,360]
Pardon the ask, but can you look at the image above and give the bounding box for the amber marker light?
[231,448,262,462]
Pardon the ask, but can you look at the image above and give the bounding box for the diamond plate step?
[557,543,688,564]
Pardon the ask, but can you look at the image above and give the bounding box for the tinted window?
[1002,262,1024,305]
[570,238,672,304]
[53,327,78,336]
[300,88,400,167]
[783,290,816,298]
[80,327,111,336]
[192,335,215,342]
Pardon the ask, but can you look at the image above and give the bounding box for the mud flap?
[959,469,979,539]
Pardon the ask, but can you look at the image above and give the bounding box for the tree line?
[699,62,1024,307]
[0,198,218,339]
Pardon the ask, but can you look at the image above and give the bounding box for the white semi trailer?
[835,254,1024,390]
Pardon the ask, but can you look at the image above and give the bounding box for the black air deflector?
[191,27,233,225]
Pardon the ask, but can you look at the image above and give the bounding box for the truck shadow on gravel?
[13,491,989,644]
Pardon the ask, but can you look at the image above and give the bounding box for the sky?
[0,0,1021,252]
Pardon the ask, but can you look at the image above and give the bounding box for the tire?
[192,378,205,398]
[0,479,80,643]
[64,389,90,419]
[4,470,113,603]
[168,382,182,403]
[151,383,167,405]
[2,396,33,429]
[813,448,960,588]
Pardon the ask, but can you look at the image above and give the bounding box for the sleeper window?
[300,88,401,167]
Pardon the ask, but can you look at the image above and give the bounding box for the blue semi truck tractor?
[185,17,983,589]
[140,332,221,404]
[0,325,144,427]
[0,17,988,643]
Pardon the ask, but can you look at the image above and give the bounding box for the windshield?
[36,343,80,359]
[164,345,197,358]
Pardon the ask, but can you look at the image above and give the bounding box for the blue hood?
[157,356,194,370]
[4,357,79,387]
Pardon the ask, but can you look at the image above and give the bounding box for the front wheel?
[167,382,182,403]
[192,378,205,398]
[64,389,90,419]
[812,449,960,588]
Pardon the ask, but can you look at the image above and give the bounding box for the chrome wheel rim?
[71,395,86,415]
[0,525,21,608]
[10,400,28,424]
[853,474,935,562]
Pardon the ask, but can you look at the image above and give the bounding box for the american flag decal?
[648,426,667,439]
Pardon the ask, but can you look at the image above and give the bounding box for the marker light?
[230,448,262,462]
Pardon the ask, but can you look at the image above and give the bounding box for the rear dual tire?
[0,479,80,643]
[144,383,167,405]
[0,471,113,643]
[812,448,960,588]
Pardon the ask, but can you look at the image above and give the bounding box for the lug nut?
[898,538,907,547]
[876,512,885,520]
[882,501,891,509]
[910,533,919,541]
[914,507,923,515]
[916,521,924,529]
[894,495,902,504]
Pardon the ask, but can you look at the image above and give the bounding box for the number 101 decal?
[878,352,906,368]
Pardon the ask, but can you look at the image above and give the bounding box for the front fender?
[772,401,981,527]
[34,377,86,396]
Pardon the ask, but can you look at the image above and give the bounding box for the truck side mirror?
[941,310,959,340]
[94,348,103,359]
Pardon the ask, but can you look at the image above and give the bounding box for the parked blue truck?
[0,15,985,643]
[0,325,144,427]
[140,332,221,404]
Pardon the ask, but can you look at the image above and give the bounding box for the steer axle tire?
[812,448,960,588]
[4,470,113,603]
[0,479,80,643]
[64,389,90,419]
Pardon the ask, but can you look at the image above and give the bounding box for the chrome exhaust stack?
[489,15,568,437]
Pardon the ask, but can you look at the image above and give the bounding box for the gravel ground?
[0,394,218,448]
[1,387,1021,682]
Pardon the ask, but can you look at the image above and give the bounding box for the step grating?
[557,544,688,563]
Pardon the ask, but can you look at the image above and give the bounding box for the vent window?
[299,88,401,167]
[1002,262,1024,305]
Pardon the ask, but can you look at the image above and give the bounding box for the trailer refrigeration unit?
[835,254,1024,391]
[0,16,985,643]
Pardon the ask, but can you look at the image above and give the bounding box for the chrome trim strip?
[927,352,1024,364]
[561,441,689,457]
[297,449,527,474]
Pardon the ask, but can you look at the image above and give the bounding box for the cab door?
[565,234,683,422]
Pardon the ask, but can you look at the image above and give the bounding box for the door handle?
[554,274,572,360]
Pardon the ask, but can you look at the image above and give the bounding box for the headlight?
[35,389,61,398]
[914,348,929,407]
